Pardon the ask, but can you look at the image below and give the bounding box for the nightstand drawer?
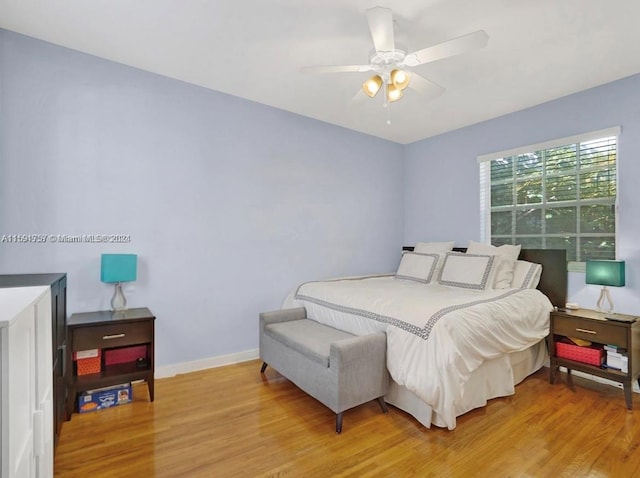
[72,321,152,350]
[554,316,626,346]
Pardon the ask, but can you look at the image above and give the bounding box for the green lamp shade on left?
[101,254,137,284]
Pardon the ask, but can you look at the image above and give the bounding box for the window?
[478,127,619,264]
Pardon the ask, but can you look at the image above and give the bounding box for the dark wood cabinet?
[548,308,640,409]
[67,307,155,417]
[0,273,67,448]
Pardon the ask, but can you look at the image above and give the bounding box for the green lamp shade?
[101,254,137,283]
[585,260,625,287]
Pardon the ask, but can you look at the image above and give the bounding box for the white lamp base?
[111,282,127,311]
[596,286,614,314]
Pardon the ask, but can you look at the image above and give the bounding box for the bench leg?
[260,362,268,373]
[336,413,343,434]
[377,397,388,414]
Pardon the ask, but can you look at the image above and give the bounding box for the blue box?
[78,383,132,413]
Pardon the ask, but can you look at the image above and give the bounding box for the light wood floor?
[55,360,640,477]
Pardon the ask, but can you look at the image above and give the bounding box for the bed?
[282,246,567,430]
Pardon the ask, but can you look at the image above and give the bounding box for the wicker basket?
[556,341,604,366]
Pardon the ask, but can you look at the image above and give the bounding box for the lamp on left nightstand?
[101,254,137,311]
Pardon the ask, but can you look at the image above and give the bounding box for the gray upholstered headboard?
[402,247,567,308]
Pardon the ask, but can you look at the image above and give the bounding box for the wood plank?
[55,361,640,477]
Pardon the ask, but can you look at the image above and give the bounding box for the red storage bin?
[104,345,148,366]
[74,349,101,375]
[556,341,604,366]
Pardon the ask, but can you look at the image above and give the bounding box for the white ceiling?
[2,0,640,144]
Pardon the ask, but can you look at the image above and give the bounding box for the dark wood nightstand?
[548,308,640,409]
[66,307,155,417]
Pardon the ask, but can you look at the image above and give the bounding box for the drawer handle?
[575,328,597,335]
[103,333,125,340]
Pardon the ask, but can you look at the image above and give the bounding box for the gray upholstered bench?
[259,307,389,433]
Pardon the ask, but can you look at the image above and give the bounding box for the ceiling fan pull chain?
[387,102,392,125]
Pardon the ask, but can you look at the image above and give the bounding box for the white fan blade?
[301,65,372,74]
[404,30,489,67]
[408,73,445,99]
[366,6,395,53]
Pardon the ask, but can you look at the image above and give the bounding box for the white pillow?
[396,252,440,283]
[414,241,455,254]
[466,241,521,288]
[487,255,517,289]
[438,252,497,290]
[512,260,542,289]
[466,240,521,261]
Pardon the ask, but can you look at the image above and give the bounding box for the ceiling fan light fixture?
[390,69,410,90]
[387,83,403,102]
[362,75,383,97]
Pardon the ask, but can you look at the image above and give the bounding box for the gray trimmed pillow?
[438,252,497,290]
[512,260,542,289]
[466,240,521,288]
[396,252,441,283]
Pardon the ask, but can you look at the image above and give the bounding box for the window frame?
[478,126,621,272]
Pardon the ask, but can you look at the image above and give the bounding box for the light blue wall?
[3,28,639,369]
[0,30,404,366]
[405,74,640,315]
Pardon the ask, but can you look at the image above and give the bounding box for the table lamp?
[585,259,625,314]
[101,254,137,311]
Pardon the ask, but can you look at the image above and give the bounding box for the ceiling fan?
[302,6,489,109]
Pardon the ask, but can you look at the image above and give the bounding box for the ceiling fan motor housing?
[369,48,407,80]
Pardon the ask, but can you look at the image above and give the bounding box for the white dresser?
[0,287,53,478]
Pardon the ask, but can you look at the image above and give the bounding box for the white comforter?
[283,275,553,429]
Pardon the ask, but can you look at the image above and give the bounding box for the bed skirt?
[384,339,547,429]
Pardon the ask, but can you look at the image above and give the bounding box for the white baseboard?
[558,366,640,393]
[155,348,259,379]
[154,351,639,394]
[543,357,639,393]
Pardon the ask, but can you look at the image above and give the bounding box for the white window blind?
[478,127,620,263]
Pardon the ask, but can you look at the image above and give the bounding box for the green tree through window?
[479,129,618,263]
